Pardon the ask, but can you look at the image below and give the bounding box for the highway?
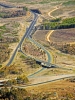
[0,3,75,88]
[3,2,52,68]
[6,13,38,66]
[6,10,52,67]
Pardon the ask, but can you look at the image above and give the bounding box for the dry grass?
[26,79,75,99]
[22,39,47,61]
[12,52,42,76]
[50,28,75,45]
[33,30,49,45]
[2,11,31,67]
[51,6,75,18]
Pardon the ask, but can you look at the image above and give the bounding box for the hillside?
[0,0,75,100]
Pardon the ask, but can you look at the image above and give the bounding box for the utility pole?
[54,56,57,64]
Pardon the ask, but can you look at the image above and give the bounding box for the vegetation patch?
[58,44,75,55]
[0,65,23,77]
[68,77,75,82]
[0,22,19,43]
[8,0,67,3]
[0,7,27,18]
[2,74,29,86]
[63,0,75,6]
[20,55,41,68]
[0,43,11,64]
[51,8,64,16]
[0,22,20,64]
[41,17,75,30]
[22,39,47,61]
[8,0,29,3]
[17,74,29,84]
[0,25,7,38]
[0,87,28,100]
[0,79,75,100]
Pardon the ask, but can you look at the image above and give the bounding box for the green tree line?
[41,17,75,30]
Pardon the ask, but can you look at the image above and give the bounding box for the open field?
[7,0,68,3]
[0,8,31,66]
[50,5,75,18]
[63,0,75,6]
[26,78,75,99]
[32,68,74,77]
[50,28,75,44]
[69,11,75,17]
[51,7,75,18]
[0,22,19,64]
[0,52,42,79]
[33,30,49,44]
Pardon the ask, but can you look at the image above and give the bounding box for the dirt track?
[29,74,75,85]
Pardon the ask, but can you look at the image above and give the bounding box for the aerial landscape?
[0,0,75,99]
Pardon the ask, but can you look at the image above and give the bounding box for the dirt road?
[29,74,75,85]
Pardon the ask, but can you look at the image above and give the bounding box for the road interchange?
[6,10,75,86]
[0,3,75,87]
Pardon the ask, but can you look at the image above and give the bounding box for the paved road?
[6,13,38,66]
[28,68,45,78]
[0,5,74,88]
[29,37,51,63]
[1,2,75,89]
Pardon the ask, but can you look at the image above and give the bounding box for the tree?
[17,74,29,84]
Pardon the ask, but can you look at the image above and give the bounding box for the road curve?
[29,37,51,63]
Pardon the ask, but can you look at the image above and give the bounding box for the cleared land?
[51,1,75,18]
[51,6,75,18]
[22,39,47,61]
[33,30,49,45]
[50,28,75,44]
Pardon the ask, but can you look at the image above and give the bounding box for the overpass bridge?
[36,59,56,68]
[30,9,41,14]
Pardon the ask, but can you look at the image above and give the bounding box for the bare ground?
[33,30,49,45]
[29,74,75,84]
[50,28,75,45]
